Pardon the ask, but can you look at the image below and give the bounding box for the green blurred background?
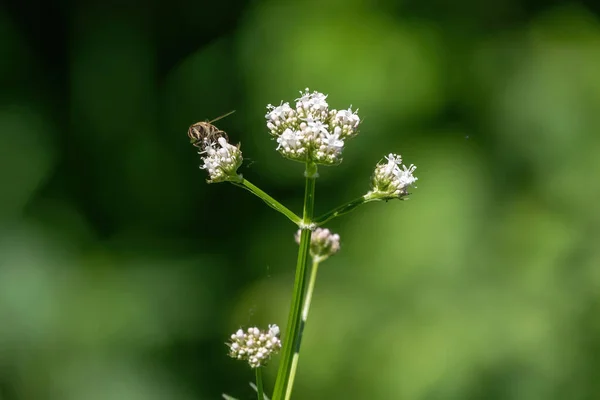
[2,0,600,398]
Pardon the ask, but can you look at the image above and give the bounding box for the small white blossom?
[329,107,360,140]
[305,117,329,138]
[265,89,361,165]
[227,324,282,368]
[295,88,329,121]
[369,153,418,198]
[268,324,280,336]
[322,131,344,151]
[199,137,243,183]
[276,128,306,158]
[265,102,297,137]
[295,228,341,260]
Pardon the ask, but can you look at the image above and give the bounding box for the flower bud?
[295,227,341,261]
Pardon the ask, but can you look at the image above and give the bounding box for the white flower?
[199,137,243,183]
[323,131,344,151]
[276,128,307,159]
[265,89,361,165]
[268,324,280,336]
[295,88,329,120]
[330,107,360,139]
[304,117,330,138]
[369,153,418,198]
[396,163,418,188]
[383,153,402,175]
[227,324,282,368]
[266,102,297,137]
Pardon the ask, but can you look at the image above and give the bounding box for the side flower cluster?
[227,325,282,368]
[369,153,418,198]
[199,137,243,183]
[265,88,360,165]
[295,227,341,261]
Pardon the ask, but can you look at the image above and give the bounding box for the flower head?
[266,89,361,165]
[369,153,418,198]
[227,324,282,368]
[295,228,341,261]
[199,137,243,183]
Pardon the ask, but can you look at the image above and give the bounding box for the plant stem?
[285,257,321,400]
[255,368,265,400]
[232,179,302,226]
[312,195,373,226]
[312,191,405,226]
[272,162,317,400]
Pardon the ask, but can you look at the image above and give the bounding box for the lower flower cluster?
[227,325,282,368]
[295,227,341,261]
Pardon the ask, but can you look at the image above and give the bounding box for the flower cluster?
[369,153,418,198]
[199,137,243,183]
[295,228,341,261]
[227,325,282,368]
[265,89,360,165]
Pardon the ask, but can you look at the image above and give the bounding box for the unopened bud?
[226,324,282,368]
[295,227,341,261]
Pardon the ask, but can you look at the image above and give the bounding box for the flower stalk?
[272,162,317,400]
[256,368,265,400]
[232,179,302,226]
[284,227,340,398]
[313,195,373,226]
[285,257,320,398]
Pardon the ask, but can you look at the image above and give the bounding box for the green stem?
[285,257,321,399]
[312,194,376,226]
[272,162,317,400]
[231,179,302,226]
[255,368,265,400]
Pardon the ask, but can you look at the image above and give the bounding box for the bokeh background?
[2,0,600,399]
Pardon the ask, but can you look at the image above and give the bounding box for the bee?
[188,110,236,151]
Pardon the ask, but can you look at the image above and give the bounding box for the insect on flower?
[188,110,236,151]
